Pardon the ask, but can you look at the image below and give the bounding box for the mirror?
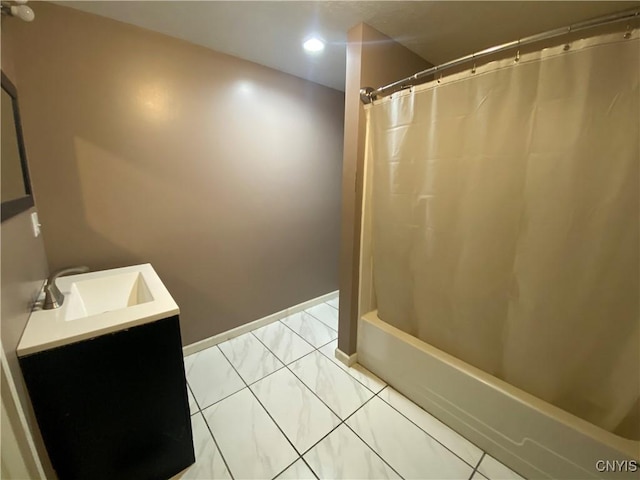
[1,71,34,222]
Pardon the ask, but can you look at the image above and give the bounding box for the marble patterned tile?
[289,351,374,419]
[281,312,337,348]
[326,297,339,310]
[172,413,231,479]
[346,397,474,479]
[202,388,298,479]
[251,368,340,453]
[184,346,245,409]
[275,458,317,479]
[305,303,339,331]
[304,424,400,479]
[378,386,483,467]
[477,454,524,479]
[187,385,198,415]
[318,340,386,393]
[218,332,284,384]
[252,321,314,365]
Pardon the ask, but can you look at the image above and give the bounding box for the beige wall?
[338,24,431,355]
[9,2,344,345]
[1,18,53,475]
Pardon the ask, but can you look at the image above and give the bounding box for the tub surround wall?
[8,2,344,346]
[338,23,431,356]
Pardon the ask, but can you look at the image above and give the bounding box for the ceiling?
[54,1,637,91]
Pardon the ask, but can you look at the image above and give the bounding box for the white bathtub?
[357,311,640,480]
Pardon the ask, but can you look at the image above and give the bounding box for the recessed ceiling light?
[303,37,325,53]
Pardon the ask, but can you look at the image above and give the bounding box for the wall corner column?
[337,23,432,356]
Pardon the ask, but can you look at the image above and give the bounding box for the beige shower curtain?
[368,32,639,439]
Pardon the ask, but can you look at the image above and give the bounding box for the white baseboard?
[183,290,339,357]
[335,347,357,367]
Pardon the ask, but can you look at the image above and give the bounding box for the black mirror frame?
[1,70,34,222]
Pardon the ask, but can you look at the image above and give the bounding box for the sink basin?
[65,272,154,322]
[18,264,179,356]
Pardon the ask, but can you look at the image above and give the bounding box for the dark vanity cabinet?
[18,316,195,480]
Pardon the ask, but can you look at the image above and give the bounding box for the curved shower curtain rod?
[360,7,640,104]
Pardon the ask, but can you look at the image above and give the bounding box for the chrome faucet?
[43,266,90,310]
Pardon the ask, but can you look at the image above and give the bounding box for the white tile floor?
[176,295,525,480]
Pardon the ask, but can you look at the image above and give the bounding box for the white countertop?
[17,264,179,356]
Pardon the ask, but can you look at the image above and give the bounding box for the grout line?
[282,310,338,343]
[264,324,376,400]
[277,318,330,351]
[284,347,318,368]
[250,323,380,438]
[186,382,201,415]
[198,411,236,480]
[337,393,376,426]
[218,326,288,384]
[298,423,343,462]
[187,331,334,480]
[251,327,384,479]
[341,423,406,480]
[325,301,339,312]
[271,456,302,480]
[336,396,406,480]
[195,317,399,479]
[278,317,338,352]
[283,355,351,423]
[375,385,387,397]
[287,390,401,476]
[374,385,481,470]
[315,337,338,350]
[266,389,401,480]
[246,363,287,388]
[217,346,304,460]
[315,339,386,394]
[189,311,475,480]
[249,330,316,370]
[197,385,245,412]
[301,310,339,335]
[186,322,325,479]
[300,456,320,480]
[303,307,339,333]
[217,348,329,480]
[293,382,380,459]
[185,345,245,411]
[248,325,313,362]
[469,452,486,479]
[251,332,345,422]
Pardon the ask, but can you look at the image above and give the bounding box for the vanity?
[17,264,195,480]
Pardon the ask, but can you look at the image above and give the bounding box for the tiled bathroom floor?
[176,295,525,480]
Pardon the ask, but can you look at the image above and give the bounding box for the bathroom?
[1,1,638,479]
